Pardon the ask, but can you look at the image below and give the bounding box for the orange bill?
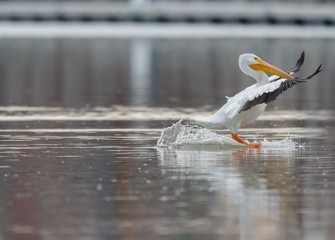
[250,59,294,80]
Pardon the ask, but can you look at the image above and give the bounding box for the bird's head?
[239,53,294,80]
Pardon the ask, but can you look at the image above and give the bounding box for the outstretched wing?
[238,64,322,113]
[269,51,305,82]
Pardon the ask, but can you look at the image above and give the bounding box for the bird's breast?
[237,103,267,127]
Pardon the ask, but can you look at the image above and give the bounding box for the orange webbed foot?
[231,133,262,148]
[248,141,262,148]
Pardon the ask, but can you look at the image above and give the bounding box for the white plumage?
[194,78,286,132]
[191,53,317,147]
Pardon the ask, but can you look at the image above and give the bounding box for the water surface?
[0,37,334,240]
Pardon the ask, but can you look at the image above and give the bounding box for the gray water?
[0,37,334,240]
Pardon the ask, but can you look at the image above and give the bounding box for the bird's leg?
[231,133,261,148]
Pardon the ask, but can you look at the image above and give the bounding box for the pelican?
[192,52,322,148]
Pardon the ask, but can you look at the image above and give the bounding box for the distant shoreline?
[0,23,333,38]
[0,1,333,26]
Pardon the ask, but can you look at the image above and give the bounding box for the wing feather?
[238,65,322,113]
[270,51,305,82]
[238,80,299,113]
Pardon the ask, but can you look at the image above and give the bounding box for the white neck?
[251,71,269,85]
[239,63,269,85]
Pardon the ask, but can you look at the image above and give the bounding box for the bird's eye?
[254,57,258,60]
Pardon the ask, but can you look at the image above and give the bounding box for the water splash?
[157,120,301,150]
[260,138,302,149]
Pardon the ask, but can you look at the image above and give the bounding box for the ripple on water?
[0,106,332,121]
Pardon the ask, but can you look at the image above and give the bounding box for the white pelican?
[192,52,322,148]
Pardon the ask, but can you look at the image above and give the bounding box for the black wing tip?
[300,51,305,62]
[297,64,323,81]
[295,51,305,68]
[313,64,323,76]
[271,51,306,83]
[299,51,305,65]
[289,50,305,75]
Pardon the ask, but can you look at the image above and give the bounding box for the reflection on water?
[0,107,333,239]
[0,38,333,109]
[158,147,299,239]
[0,37,334,239]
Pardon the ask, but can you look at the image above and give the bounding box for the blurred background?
[0,0,333,110]
[0,2,335,240]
